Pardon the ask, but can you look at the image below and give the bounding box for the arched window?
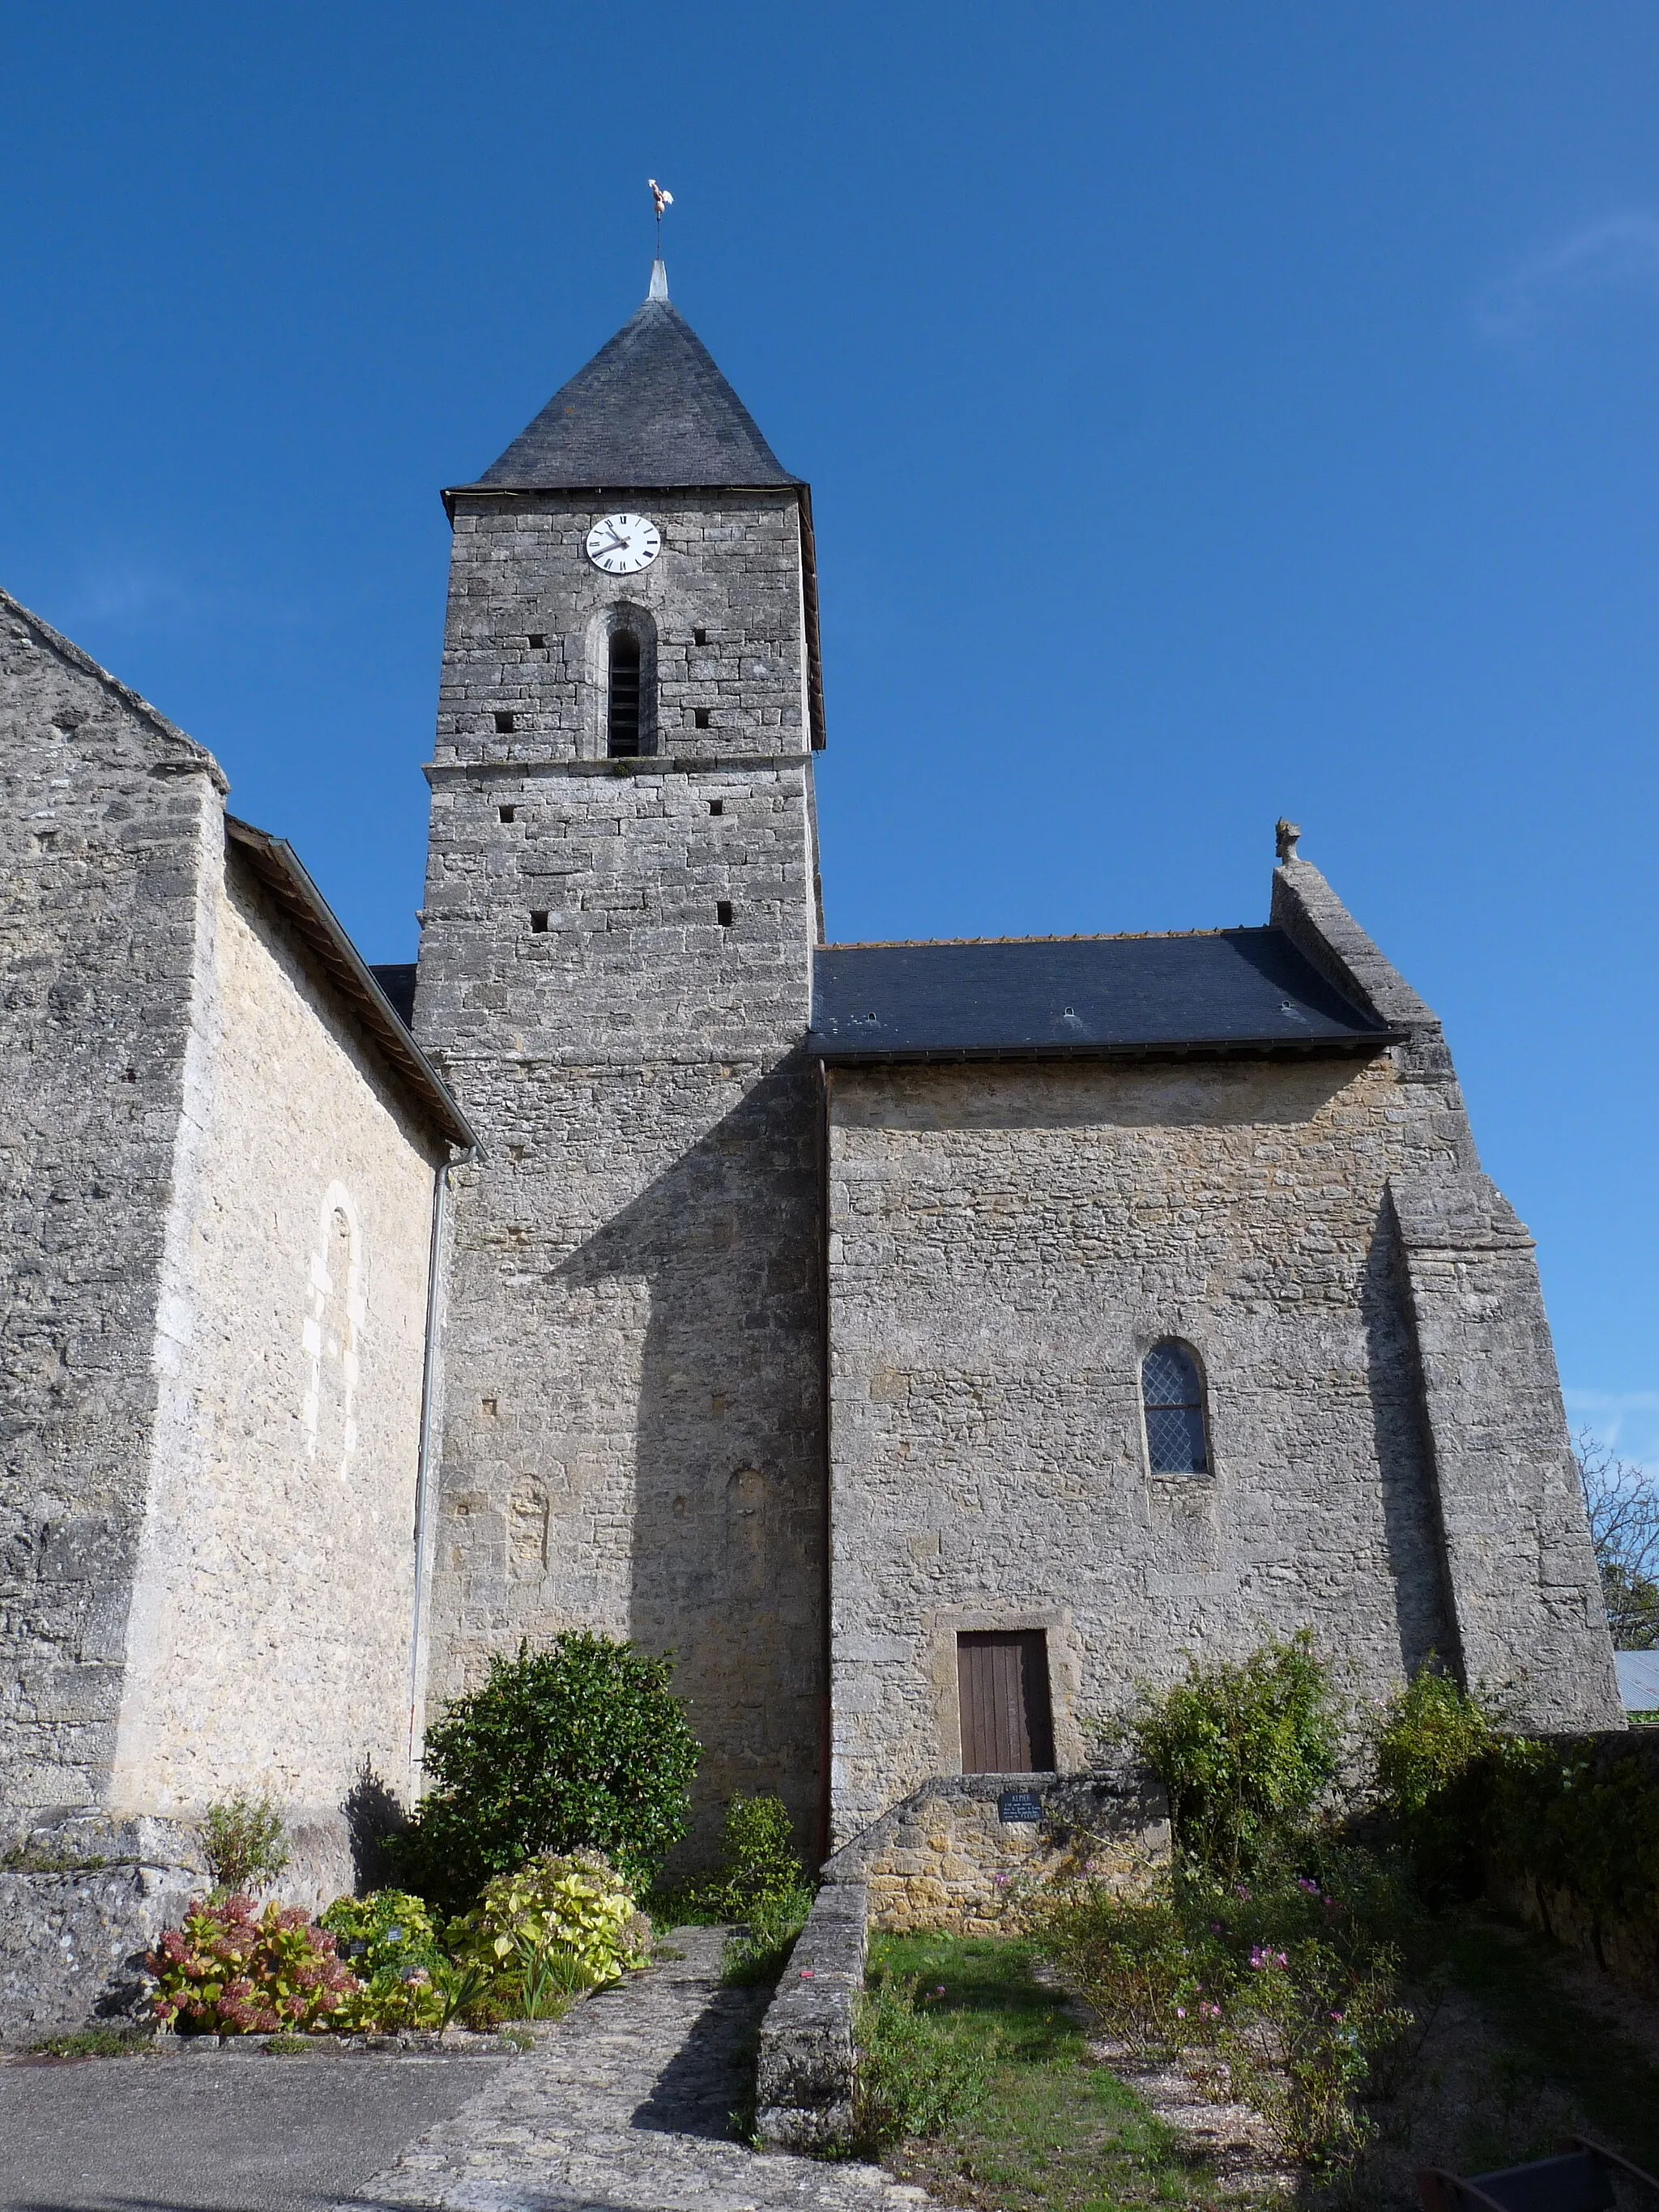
[608,630,643,757]
[1141,1340,1209,1475]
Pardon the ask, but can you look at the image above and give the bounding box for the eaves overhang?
[809,1032,1407,1069]
[225,816,477,1153]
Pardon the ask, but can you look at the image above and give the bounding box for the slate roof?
[456,290,799,494]
[370,962,418,1029]
[808,930,1400,1064]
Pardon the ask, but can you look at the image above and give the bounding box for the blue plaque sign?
[998,1788,1043,1824]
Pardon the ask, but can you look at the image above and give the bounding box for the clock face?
[585,512,661,576]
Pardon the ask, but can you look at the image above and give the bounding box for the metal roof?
[226,820,476,1152]
[808,929,1400,1064]
[1615,1651,1659,1710]
[451,291,798,497]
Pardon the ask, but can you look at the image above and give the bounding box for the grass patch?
[861,1933,1218,2212]
[30,2027,155,2059]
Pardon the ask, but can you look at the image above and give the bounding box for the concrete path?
[0,1929,951,2212]
[348,1925,952,2212]
[0,2041,506,2212]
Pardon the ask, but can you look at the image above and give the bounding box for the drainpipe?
[407,1146,463,1791]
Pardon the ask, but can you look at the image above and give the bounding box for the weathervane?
[649,177,673,258]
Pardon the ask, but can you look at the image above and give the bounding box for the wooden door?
[957,1631,1056,1773]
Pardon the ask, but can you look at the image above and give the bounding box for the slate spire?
[463,267,798,492]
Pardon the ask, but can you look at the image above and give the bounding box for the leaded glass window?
[1141,1340,1209,1476]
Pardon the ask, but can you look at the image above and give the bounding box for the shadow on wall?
[558,1055,825,1869]
[344,1762,410,1893]
[1363,1192,1461,1685]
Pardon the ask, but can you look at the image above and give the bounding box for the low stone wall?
[0,1813,207,2039]
[1474,1729,1659,2001]
[755,1767,1168,2150]
[755,1874,868,2151]
[0,1801,372,2040]
[829,1769,1170,1935]
[1488,1864,1659,1996]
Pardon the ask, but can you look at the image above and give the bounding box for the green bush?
[200,1794,290,1894]
[392,1633,701,1910]
[446,1848,652,2000]
[1026,1879,1224,2051]
[1371,1665,1503,1896]
[146,1895,355,2034]
[1373,1664,1659,1930]
[1033,1853,1414,2174]
[1030,1639,1420,2176]
[1201,1935,1410,2172]
[709,1793,811,1917]
[1131,1632,1341,1878]
[1485,1737,1659,1927]
[319,1890,446,2032]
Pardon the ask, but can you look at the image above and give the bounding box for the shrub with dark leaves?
[391,1632,700,1912]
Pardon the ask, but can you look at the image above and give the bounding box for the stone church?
[0,258,1623,2014]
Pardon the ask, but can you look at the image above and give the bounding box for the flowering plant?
[1201,1936,1410,2172]
[446,1849,650,1995]
[319,1890,446,2031]
[147,1894,356,2035]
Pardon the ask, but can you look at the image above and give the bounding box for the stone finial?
[648,258,670,302]
[1275,818,1301,864]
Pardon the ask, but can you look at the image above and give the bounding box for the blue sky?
[2,4,1657,1460]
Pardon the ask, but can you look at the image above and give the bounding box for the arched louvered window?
[607,630,643,757]
[1141,1340,1209,1476]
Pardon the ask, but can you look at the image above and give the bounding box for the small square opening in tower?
[527,633,546,650]
[531,910,549,933]
[499,805,516,823]
[694,708,712,730]
[494,710,515,734]
[693,627,708,646]
[716,900,734,928]
[710,799,723,816]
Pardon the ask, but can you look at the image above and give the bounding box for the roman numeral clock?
[586,512,661,575]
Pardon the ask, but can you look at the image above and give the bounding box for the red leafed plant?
[147,1894,359,2035]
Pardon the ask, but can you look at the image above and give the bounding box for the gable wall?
[107,851,440,1897]
[825,1051,1465,1844]
[0,607,218,1826]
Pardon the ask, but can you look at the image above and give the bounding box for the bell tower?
[413,261,827,1853]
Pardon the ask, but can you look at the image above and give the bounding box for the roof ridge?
[820,927,1262,951]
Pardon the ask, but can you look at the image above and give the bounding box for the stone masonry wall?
[415,489,825,1860]
[825,861,1620,1844]
[107,846,441,1895]
[432,492,810,769]
[1391,1174,1618,1728]
[830,1771,1171,1936]
[825,1048,1468,1845]
[0,593,224,1829]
